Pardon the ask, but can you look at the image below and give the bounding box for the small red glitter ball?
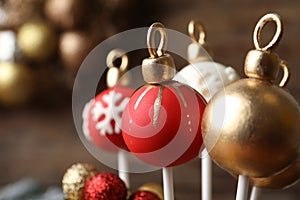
[128,190,161,200]
[84,172,127,200]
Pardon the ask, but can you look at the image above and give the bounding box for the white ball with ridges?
[174,61,239,101]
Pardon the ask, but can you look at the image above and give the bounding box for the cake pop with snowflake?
[82,49,134,152]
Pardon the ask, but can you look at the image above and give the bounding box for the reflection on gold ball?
[202,78,300,178]
[17,22,57,61]
[44,0,88,29]
[138,183,164,200]
[251,158,300,189]
[62,163,97,200]
[0,62,33,106]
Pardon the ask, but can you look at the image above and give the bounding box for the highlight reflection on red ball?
[122,81,206,167]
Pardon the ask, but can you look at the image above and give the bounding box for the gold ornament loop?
[106,49,129,88]
[188,20,206,45]
[253,13,283,52]
[279,60,290,87]
[106,49,128,72]
[147,22,167,58]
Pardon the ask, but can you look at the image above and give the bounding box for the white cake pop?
[174,61,239,101]
[174,21,239,102]
[174,20,240,200]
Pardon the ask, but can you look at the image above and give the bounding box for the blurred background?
[0,0,300,199]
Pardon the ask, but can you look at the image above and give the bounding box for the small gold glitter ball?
[17,22,57,61]
[62,163,97,200]
[138,183,164,200]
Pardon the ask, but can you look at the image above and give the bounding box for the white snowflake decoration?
[92,90,129,136]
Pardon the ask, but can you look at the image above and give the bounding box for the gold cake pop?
[201,13,300,178]
[62,163,97,200]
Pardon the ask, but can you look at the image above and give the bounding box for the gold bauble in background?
[62,163,97,200]
[59,30,99,76]
[44,0,89,29]
[251,157,300,189]
[138,183,164,200]
[17,21,57,61]
[0,62,33,106]
[202,78,300,178]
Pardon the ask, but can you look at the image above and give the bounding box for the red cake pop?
[84,172,127,200]
[82,49,134,152]
[122,23,206,167]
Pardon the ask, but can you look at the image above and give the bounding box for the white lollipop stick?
[118,150,130,189]
[235,175,250,200]
[163,167,174,200]
[174,61,240,200]
[201,149,212,200]
[250,186,262,200]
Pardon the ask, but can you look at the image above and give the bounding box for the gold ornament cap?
[244,50,280,81]
[106,49,130,88]
[142,22,176,83]
[244,13,289,87]
[187,20,212,62]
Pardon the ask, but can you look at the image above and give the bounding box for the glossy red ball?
[83,86,134,152]
[122,80,206,167]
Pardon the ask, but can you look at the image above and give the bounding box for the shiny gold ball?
[0,62,33,106]
[17,22,57,61]
[202,78,300,178]
[62,163,97,200]
[251,158,300,189]
[138,183,164,200]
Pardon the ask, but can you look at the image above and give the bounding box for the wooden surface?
[1,0,300,199]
